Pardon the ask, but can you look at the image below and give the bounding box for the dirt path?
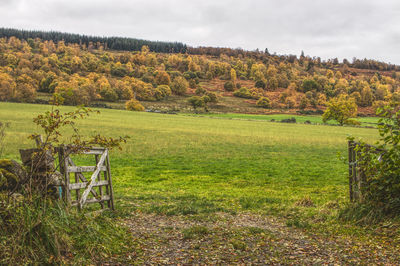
[118,212,399,265]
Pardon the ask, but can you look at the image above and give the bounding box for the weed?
[182,226,209,239]
[295,196,315,207]
[230,239,247,251]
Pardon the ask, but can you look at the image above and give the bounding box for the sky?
[0,0,399,64]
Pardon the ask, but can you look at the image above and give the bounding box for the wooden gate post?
[348,140,354,202]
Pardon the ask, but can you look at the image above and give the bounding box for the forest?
[0,28,400,115]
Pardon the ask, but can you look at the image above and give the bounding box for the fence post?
[348,140,354,202]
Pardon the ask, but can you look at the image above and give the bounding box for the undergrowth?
[0,195,133,264]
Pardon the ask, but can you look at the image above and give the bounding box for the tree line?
[0,28,187,54]
[1,28,398,72]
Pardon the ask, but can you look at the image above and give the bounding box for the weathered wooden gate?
[58,146,115,210]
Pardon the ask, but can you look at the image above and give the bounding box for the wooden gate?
[58,146,115,210]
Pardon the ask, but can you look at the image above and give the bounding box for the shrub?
[299,96,308,109]
[348,104,400,219]
[155,70,171,85]
[301,79,318,92]
[189,79,196,89]
[183,71,197,80]
[154,85,172,100]
[205,91,218,103]
[171,76,188,95]
[195,86,206,95]
[256,97,271,108]
[281,117,296,123]
[224,81,234,91]
[255,80,266,89]
[187,96,204,110]
[233,87,252,99]
[100,86,118,102]
[125,99,145,111]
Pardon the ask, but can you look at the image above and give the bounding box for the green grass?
[0,102,379,221]
[185,112,380,127]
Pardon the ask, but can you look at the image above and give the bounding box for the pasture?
[2,102,398,263]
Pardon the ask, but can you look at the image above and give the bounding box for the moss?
[0,160,19,190]
[0,159,13,169]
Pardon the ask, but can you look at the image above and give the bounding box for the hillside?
[0,29,400,116]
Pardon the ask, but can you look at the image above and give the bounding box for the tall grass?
[0,195,132,264]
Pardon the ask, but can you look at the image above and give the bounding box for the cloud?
[0,0,399,64]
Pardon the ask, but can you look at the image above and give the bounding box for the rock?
[0,159,27,191]
[19,148,54,172]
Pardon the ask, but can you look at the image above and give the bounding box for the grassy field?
[2,102,397,263]
[0,102,378,216]
[186,112,381,127]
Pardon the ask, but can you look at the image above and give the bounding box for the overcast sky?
[0,0,399,64]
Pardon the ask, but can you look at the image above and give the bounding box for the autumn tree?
[230,68,237,84]
[322,95,359,125]
[0,72,16,101]
[15,74,36,102]
[126,98,145,111]
[155,70,171,85]
[171,76,188,95]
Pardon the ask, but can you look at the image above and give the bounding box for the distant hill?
[0,29,399,116]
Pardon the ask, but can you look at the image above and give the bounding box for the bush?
[299,96,308,109]
[154,85,171,100]
[256,97,271,108]
[195,86,206,95]
[233,87,252,99]
[171,77,188,95]
[183,71,197,80]
[224,81,234,91]
[187,96,204,110]
[189,79,196,89]
[346,104,400,220]
[301,79,318,92]
[0,199,133,264]
[125,99,145,111]
[205,91,218,103]
[255,80,266,89]
[281,117,296,123]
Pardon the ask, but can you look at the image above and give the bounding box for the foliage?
[204,91,218,103]
[255,80,266,89]
[0,33,399,115]
[125,98,145,111]
[256,97,271,108]
[302,79,319,92]
[195,86,206,95]
[0,103,131,264]
[322,95,359,126]
[187,96,205,110]
[0,199,133,264]
[350,104,400,217]
[233,87,253,99]
[171,77,188,95]
[0,27,187,53]
[224,81,234,91]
